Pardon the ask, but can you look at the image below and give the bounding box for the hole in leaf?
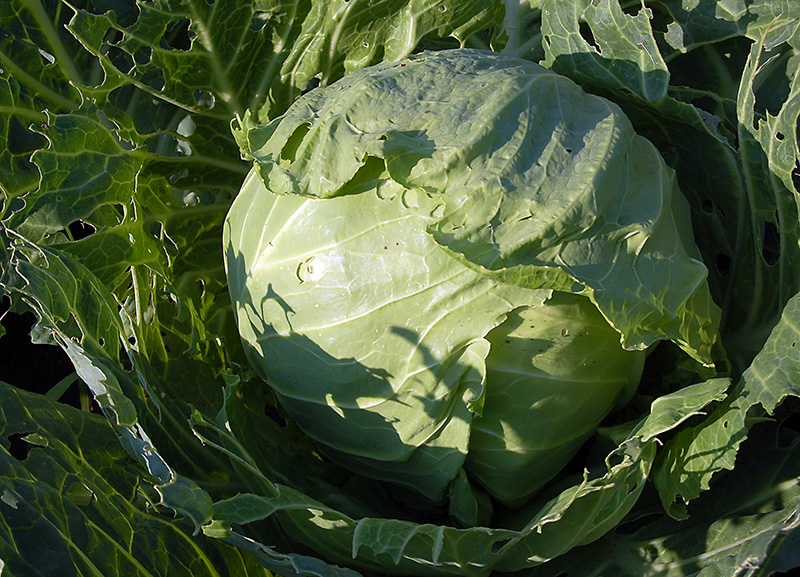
[281,122,311,162]
[7,433,33,461]
[265,404,287,427]
[251,11,269,31]
[701,199,713,213]
[175,138,192,157]
[620,2,641,16]
[107,45,134,74]
[578,21,600,53]
[170,168,190,184]
[177,115,196,137]
[113,203,127,221]
[752,46,792,127]
[194,89,215,109]
[161,17,192,51]
[101,3,140,27]
[105,28,123,44]
[714,253,731,277]
[134,45,152,66]
[776,131,785,141]
[648,5,672,34]
[141,67,165,91]
[8,115,45,156]
[303,77,320,93]
[68,220,96,240]
[150,221,164,239]
[759,219,780,265]
[690,96,718,117]
[336,156,386,196]
[491,538,512,553]
[182,190,199,206]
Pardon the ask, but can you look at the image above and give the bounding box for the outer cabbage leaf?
[467,292,646,505]
[538,0,800,374]
[532,1,800,517]
[0,382,272,577]
[201,377,728,576]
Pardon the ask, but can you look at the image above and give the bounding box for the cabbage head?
[224,50,721,528]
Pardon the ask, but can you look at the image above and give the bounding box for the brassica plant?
[2,1,800,576]
[225,50,722,517]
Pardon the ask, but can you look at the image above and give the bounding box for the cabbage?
[225,49,722,526]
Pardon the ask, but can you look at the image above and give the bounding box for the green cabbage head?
[224,49,721,525]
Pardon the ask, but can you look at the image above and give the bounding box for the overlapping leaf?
[2,0,800,576]
[199,378,727,576]
[0,382,273,577]
[538,1,800,374]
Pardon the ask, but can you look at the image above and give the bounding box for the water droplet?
[438,5,447,11]
[481,82,488,87]
[561,328,570,337]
